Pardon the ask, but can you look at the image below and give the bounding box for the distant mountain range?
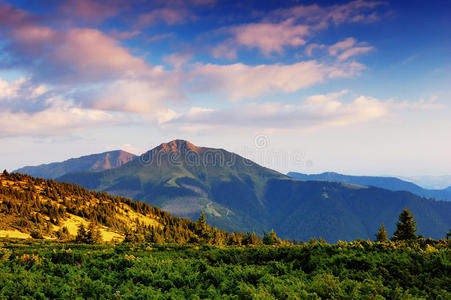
[14,150,136,179]
[400,175,451,190]
[287,172,451,201]
[12,140,451,242]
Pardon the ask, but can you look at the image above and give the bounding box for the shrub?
[30,230,44,239]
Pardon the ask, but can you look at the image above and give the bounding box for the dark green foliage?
[375,224,388,242]
[243,232,261,245]
[263,229,282,245]
[55,226,71,241]
[0,239,449,299]
[76,223,103,244]
[392,209,418,241]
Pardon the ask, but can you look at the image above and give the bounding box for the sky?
[0,0,450,177]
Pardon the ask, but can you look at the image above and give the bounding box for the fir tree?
[86,223,103,244]
[375,224,388,242]
[75,224,87,243]
[391,208,418,241]
[243,232,261,245]
[263,229,282,245]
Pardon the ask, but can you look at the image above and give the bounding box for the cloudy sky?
[0,0,450,176]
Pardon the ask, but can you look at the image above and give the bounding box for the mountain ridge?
[54,140,451,242]
[14,150,137,179]
[287,171,451,201]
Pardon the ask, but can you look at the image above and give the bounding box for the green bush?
[0,239,449,298]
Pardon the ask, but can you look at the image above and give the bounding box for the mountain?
[55,140,451,242]
[400,175,451,190]
[14,150,136,179]
[0,171,231,244]
[287,172,451,201]
[58,140,287,234]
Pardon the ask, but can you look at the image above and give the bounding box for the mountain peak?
[13,150,137,179]
[156,140,201,153]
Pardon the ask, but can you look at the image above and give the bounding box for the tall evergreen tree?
[391,208,418,241]
[86,223,103,244]
[375,224,388,242]
[75,224,87,243]
[263,229,282,245]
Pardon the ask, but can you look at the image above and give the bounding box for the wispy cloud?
[163,90,390,132]
[137,8,195,27]
[211,0,385,59]
[0,77,115,137]
[191,61,365,101]
[329,38,374,61]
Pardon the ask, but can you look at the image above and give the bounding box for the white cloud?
[191,60,365,101]
[231,20,309,56]
[0,77,46,100]
[0,77,116,137]
[0,99,114,137]
[273,0,386,25]
[211,0,386,58]
[329,37,357,56]
[163,90,390,132]
[329,38,374,61]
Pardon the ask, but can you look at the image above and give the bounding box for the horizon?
[9,138,451,190]
[1,0,450,178]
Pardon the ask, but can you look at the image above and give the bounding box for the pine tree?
[446,229,451,239]
[375,224,388,242]
[75,224,87,243]
[86,223,103,244]
[228,232,240,246]
[243,232,261,245]
[263,229,282,245]
[196,212,208,232]
[391,208,418,241]
[195,212,210,241]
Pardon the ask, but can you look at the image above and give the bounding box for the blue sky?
[0,0,450,177]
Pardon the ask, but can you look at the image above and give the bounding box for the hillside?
[0,171,235,244]
[14,150,136,179]
[56,140,451,242]
[287,172,451,201]
[264,179,451,241]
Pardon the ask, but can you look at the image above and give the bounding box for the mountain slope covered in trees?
[287,172,451,201]
[14,150,136,179]
[56,140,451,242]
[0,171,243,245]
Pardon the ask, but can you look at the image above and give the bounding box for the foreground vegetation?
[0,238,449,299]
